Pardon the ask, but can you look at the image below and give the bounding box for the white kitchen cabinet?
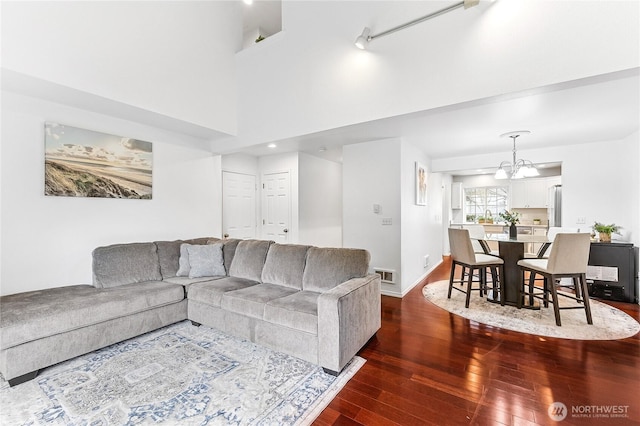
[511,179,548,208]
[451,182,463,209]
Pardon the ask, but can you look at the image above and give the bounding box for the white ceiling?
[243,0,282,37]
[237,68,639,171]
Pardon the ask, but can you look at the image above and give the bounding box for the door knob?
[283,229,289,233]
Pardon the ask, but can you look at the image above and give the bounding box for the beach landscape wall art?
[44,122,153,199]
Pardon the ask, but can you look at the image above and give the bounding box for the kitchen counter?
[451,223,548,229]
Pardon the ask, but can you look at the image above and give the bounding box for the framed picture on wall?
[416,161,427,206]
[44,122,153,199]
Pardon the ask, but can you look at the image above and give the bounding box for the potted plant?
[477,215,485,224]
[533,218,541,225]
[592,222,620,243]
[499,210,521,238]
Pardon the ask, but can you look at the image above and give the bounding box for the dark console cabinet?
[587,242,639,303]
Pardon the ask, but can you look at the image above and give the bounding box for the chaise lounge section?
[0,238,381,386]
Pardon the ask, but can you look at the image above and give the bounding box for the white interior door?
[222,171,256,239]
[262,171,290,242]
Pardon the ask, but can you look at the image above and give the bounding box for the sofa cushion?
[0,282,184,348]
[188,277,260,308]
[302,247,370,292]
[222,239,241,274]
[263,291,320,334]
[221,284,298,319]
[92,242,162,288]
[176,243,192,277]
[186,237,217,246]
[187,243,225,278]
[228,240,272,282]
[261,244,311,290]
[163,275,223,288]
[155,240,184,279]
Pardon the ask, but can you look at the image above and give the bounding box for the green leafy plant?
[498,210,520,225]
[592,222,621,234]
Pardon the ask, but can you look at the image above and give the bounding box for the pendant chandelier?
[494,130,539,180]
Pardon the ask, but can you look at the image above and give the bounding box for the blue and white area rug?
[423,280,639,340]
[0,321,364,425]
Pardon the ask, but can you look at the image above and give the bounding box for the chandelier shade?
[494,131,539,180]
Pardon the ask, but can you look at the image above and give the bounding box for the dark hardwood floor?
[316,257,640,425]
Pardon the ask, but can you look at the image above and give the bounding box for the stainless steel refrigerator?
[547,185,562,227]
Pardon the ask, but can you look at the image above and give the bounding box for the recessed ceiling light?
[267,143,277,149]
[243,0,253,5]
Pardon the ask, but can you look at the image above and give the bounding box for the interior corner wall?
[0,92,222,296]
[343,139,401,295]
[1,1,240,134]
[298,153,342,247]
[400,142,442,295]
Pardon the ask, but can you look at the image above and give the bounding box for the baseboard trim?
[380,259,444,298]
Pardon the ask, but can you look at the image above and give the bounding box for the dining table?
[476,234,552,308]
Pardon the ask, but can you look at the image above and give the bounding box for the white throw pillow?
[187,243,225,278]
[176,243,192,277]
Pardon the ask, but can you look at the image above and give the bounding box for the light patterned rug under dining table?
[0,320,363,425]
[423,280,639,340]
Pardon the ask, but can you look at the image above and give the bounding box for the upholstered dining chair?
[448,228,505,308]
[535,227,579,258]
[464,225,487,254]
[517,233,592,326]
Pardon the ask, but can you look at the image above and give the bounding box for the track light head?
[354,27,371,50]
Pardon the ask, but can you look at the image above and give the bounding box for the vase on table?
[509,224,517,238]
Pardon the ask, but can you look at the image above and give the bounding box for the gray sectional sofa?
[0,238,381,386]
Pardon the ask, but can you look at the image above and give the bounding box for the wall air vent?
[374,268,395,284]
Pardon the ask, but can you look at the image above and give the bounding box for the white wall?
[343,139,402,295]
[2,1,240,135]
[222,154,259,176]
[298,153,342,247]
[0,92,222,296]
[234,1,638,147]
[400,142,443,295]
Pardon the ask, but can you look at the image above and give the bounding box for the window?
[464,186,508,222]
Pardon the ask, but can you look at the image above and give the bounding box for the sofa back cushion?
[155,240,184,279]
[261,244,311,290]
[228,240,272,282]
[222,239,241,273]
[92,242,162,288]
[156,237,218,279]
[302,247,370,292]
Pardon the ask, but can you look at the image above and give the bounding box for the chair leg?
[549,275,562,326]
[465,267,474,308]
[448,262,457,299]
[498,265,505,306]
[542,277,549,308]
[489,266,498,301]
[528,271,536,307]
[573,276,583,302]
[580,273,593,325]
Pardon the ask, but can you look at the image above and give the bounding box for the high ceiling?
[237,68,639,171]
